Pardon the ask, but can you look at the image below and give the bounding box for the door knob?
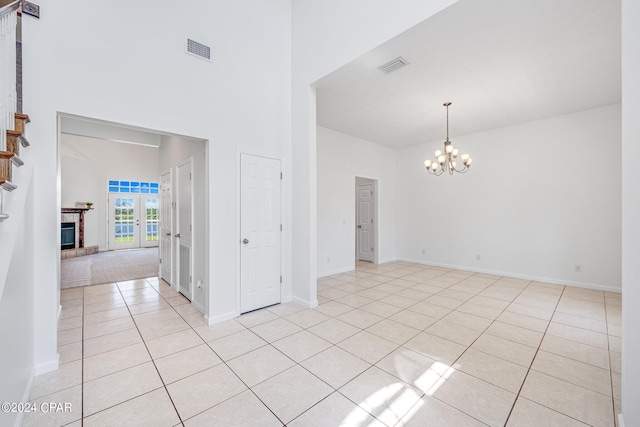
[175,233,181,238]
[165,233,171,236]
[357,225,362,228]
[242,238,249,244]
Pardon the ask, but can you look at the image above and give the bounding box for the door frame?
[159,169,173,284]
[175,157,194,298]
[235,150,283,317]
[355,176,379,264]
[57,112,210,318]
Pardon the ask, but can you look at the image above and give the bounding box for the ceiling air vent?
[378,57,409,74]
[185,38,212,61]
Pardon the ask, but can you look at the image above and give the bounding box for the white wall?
[621,0,639,424]
[158,135,207,313]
[19,0,292,374]
[61,134,160,251]
[396,104,621,290]
[0,169,35,427]
[317,126,396,277]
[292,0,459,305]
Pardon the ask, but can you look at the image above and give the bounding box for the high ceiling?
[315,0,621,149]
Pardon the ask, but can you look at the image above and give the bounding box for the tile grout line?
[343,267,493,425]
[312,267,497,425]
[146,281,286,425]
[603,297,617,427]
[80,286,85,427]
[179,312,287,424]
[121,279,187,427]
[317,265,611,425]
[62,262,619,427]
[344,270,589,425]
[500,281,562,425]
[208,303,369,425]
[410,275,536,426]
[297,267,455,370]
[78,280,185,425]
[200,267,441,426]
[319,266,619,425]
[499,283,596,426]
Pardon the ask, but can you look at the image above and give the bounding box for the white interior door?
[177,161,193,300]
[240,154,281,313]
[357,181,375,262]
[160,170,173,284]
[108,194,160,250]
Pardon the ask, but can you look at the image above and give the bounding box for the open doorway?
[57,114,208,312]
[355,177,378,264]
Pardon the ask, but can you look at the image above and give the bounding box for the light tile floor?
[24,261,622,426]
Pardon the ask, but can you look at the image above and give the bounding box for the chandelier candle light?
[424,102,472,175]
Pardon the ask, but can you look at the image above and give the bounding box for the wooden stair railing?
[0,1,21,221]
[6,130,23,166]
[0,113,30,192]
[15,113,29,146]
[0,150,16,191]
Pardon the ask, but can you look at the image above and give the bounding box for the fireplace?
[61,222,75,250]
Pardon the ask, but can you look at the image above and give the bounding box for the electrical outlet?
[326,257,330,263]
[476,254,480,261]
[422,249,425,255]
[575,264,582,272]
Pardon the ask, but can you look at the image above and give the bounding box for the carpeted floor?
[60,247,159,289]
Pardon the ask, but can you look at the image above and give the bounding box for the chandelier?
[424,102,472,175]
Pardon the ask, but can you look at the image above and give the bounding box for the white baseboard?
[292,295,318,308]
[281,295,293,303]
[395,257,622,293]
[618,413,625,427]
[205,311,238,326]
[317,265,355,278]
[34,355,59,376]
[317,257,404,279]
[192,300,205,315]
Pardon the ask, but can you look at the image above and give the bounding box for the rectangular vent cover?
[186,38,211,61]
[378,57,409,74]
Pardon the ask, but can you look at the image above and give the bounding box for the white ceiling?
[315,0,621,149]
[60,116,163,147]
[59,115,206,148]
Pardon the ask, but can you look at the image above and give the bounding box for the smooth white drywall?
[61,134,160,251]
[291,0,459,305]
[158,135,207,314]
[317,126,396,276]
[396,104,621,290]
[0,172,35,427]
[20,0,292,376]
[621,0,639,423]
